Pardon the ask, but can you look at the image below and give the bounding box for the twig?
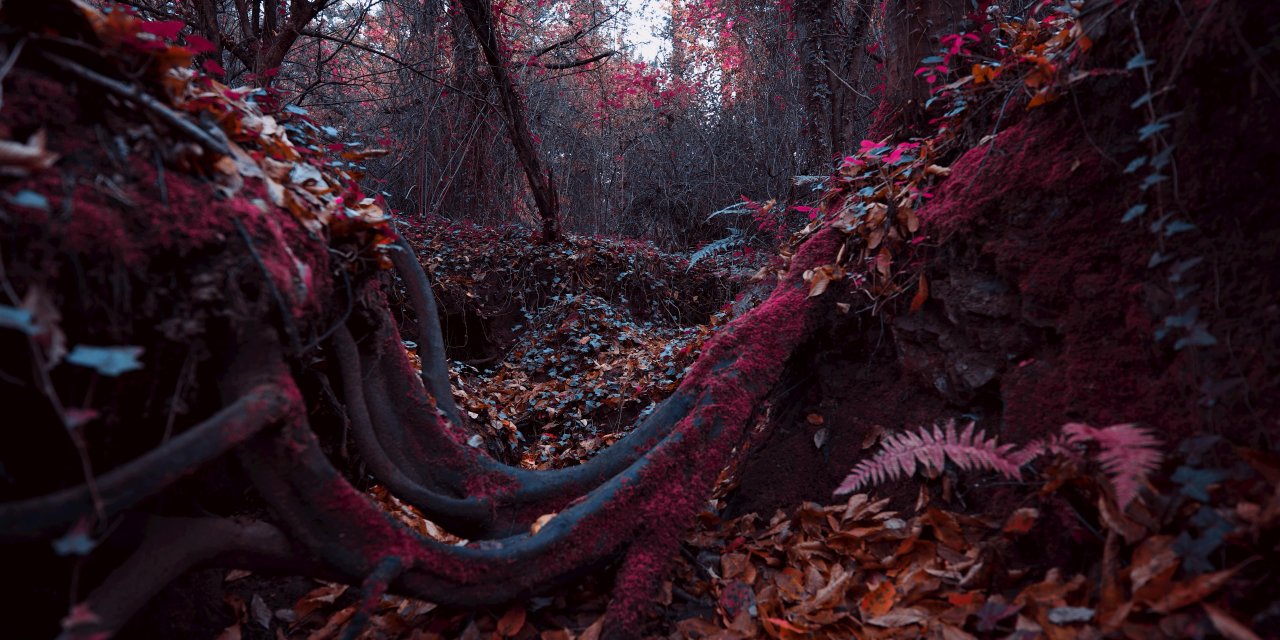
[301,260,353,353]
[40,52,230,158]
[233,219,304,355]
[820,59,871,100]
[964,87,1017,189]
[0,38,27,110]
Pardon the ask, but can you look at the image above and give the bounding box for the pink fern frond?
[834,420,1023,495]
[1062,422,1163,508]
[1006,434,1078,468]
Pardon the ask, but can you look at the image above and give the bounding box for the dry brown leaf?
[1096,494,1145,545]
[224,568,252,582]
[0,130,59,175]
[496,605,527,636]
[215,623,242,640]
[530,512,557,535]
[859,580,897,619]
[305,604,356,640]
[909,274,929,312]
[1002,508,1039,535]
[1203,603,1263,640]
[578,614,606,640]
[926,508,967,551]
[1148,564,1247,614]
[865,607,926,628]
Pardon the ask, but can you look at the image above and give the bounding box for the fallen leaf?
[860,580,897,618]
[1148,563,1249,614]
[578,615,605,640]
[909,274,929,312]
[865,607,926,627]
[251,595,272,629]
[496,606,526,636]
[0,130,59,175]
[1203,603,1263,640]
[530,512,557,535]
[1047,606,1093,624]
[1002,508,1039,535]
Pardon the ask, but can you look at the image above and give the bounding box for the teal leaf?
[1140,173,1168,190]
[52,528,96,556]
[1172,466,1227,502]
[1138,122,1170,141]
[1168,257,1202,282]
[4,190,50,211]
[66,345,144,376]
[1126,52,1154,70]
[1121,204,1147,223]
[1124,156,1147,173]
[1174,325,1217,350]
[0,305,37,335]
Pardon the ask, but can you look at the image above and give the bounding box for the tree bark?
[454,0,563,242]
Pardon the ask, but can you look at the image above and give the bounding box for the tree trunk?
[454,0,563,242]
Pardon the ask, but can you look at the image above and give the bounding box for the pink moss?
[916,117,1104,239]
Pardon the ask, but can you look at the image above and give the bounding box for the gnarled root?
[59,516,313,640]
[14,224,844,639]
[0,384,296,543]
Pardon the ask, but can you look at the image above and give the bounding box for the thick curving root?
[3,186,843,639]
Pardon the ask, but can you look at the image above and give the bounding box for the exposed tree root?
[0,384,295,543]
[61,516,312,640]
[0,38,845,629]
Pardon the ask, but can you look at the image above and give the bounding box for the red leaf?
[202,59,226,77]
[186,35,216,54]
[139,20,184,40]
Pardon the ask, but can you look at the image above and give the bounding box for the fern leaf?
[688,230,745,269]
[835,421,1023,495]
[1007,434,1077,468]
[1062,423,1162,508]
[705,202,752,220]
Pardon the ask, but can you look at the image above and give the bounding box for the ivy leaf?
[1123,156,1147,174]
[1130,92,1153,109]
[1126,52,1154,70]
[4,189,50,211]
[66,345,145,377]
[1168,257,1202,282]
[1164,220,1197,236]
[1150,145,1175,169]
[0,304,38,335]
[1163,306,1199,330]
[1138,122,1170,141]
[1121,204,1147,223]
[1140,173,1168,190]
[1174,325,1217,350]
[52,519,97,556]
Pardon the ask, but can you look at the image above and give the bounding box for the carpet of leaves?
[229,430,1277,640]
[395,222,752,466]
[445,285,724,467]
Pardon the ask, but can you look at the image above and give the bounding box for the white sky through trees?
[621,0,669,62]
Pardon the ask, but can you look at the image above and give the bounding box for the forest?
[0,0,1277,638]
